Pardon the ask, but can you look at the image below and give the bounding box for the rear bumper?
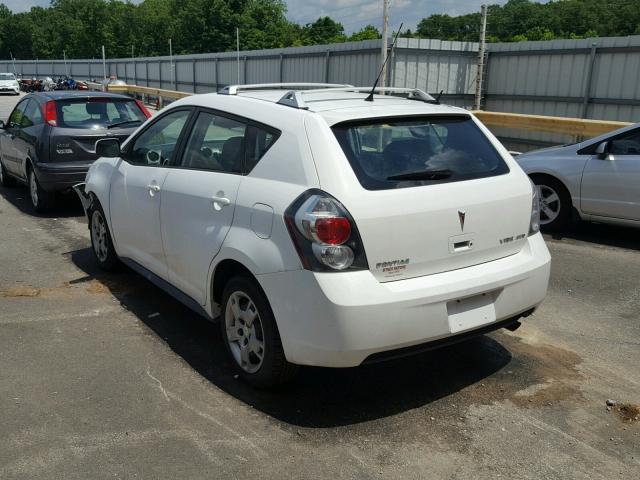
[257,233,551,368]
[34,162,93,192]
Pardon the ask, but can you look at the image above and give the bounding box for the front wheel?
[531,175,572,232]
[221,275,298,388]
[29,169,55,213]
[89,203,120,271]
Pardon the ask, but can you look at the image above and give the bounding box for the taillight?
[285,190,368,272]
[44,101,57,126]
[135,99,152,119]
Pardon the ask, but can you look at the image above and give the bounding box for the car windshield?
[0,73,16,81]
[332,115,510,190]
[56,98,147,130]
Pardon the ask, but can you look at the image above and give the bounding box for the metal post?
[380,0,389,89]
[145,61,149,87]
[279,53,283,82]
[474,4,488,110]
[581,43,598,119]
[325,50,331,83]
[169,38,175,90]
[192,60,196,93]
[236,28,241,84]
[215,57,219,91]
[243,56,247,84]
[63,51,68,77]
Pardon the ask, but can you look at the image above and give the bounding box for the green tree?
[349,25,380,42]
[300,17,346,45]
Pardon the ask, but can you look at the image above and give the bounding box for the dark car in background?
[0,91,151,212]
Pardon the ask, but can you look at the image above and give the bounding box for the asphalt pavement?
[0,92,638,479]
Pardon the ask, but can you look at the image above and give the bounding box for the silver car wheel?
[91,210,109,262]
[537,184,561,225]
[29,171,39,207]
[225,291,265,374]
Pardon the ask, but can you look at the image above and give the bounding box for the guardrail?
[94,82,633,139]
[471,111,631,138]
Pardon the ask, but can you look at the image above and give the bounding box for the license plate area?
[447,292,497,334]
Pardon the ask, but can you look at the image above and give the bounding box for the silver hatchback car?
[516,124,640,231]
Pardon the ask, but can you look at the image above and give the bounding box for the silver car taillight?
[529,180,541,235]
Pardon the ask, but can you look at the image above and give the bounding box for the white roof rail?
[220,83,354,95]
[276,87,438,110]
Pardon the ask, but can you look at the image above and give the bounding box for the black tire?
[221,274,298,388]
[89,202,120,271]
[530,174,572,232]
[28,168,55,213]
[0,160,16,187]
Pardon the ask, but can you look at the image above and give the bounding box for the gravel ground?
[0,92,638,479]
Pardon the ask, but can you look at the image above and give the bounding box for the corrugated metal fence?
[2,35,640,149]
[486,35,640,150]
[0,38,480,110]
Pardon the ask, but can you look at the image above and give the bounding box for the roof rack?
[276,87,438,110]
[220,83,354,96]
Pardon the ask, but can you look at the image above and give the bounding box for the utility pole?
[380,0,389,89]
[474,4,488,110]
[236,27,240,84]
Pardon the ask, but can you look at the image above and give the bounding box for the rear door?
[109,108,192,279]
[328,115,532,282]
[581,129,640,221]
[1,98,30,176]
[160,109,257,304]
[13,99,44,175]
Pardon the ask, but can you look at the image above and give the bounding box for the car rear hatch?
[329,114,532,282]
[46,96,149,163]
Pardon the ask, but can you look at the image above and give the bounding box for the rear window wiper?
[387,169,453,181]
[107,119,142,129]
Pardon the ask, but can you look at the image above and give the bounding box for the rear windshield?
[332,116,509,190]
[55,98,147,130]
[0,73,16,81]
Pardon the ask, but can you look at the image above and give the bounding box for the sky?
[2,0,544,34]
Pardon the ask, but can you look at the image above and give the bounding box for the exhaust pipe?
[505,321,522,332]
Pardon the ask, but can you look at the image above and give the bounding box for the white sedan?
[517,124,640,231]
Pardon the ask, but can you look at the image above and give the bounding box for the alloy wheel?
[29,171,39,207]
[225,291,265,374]
[91,210,109,262]
[537,184,561,226]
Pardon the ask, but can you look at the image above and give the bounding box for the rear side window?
[23,99,43,127]
[55,98,147,129]
[179,110,280,174]
[332,116,509,190]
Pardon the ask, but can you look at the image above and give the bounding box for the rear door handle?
[146,184,161,196]
[211,195,231,211]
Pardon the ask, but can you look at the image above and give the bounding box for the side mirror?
[0,120,4,130]
[95,138,121,158]
[595,141,611,159]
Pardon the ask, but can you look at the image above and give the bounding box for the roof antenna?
[365,22,403,102]
[435,90,444,104]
